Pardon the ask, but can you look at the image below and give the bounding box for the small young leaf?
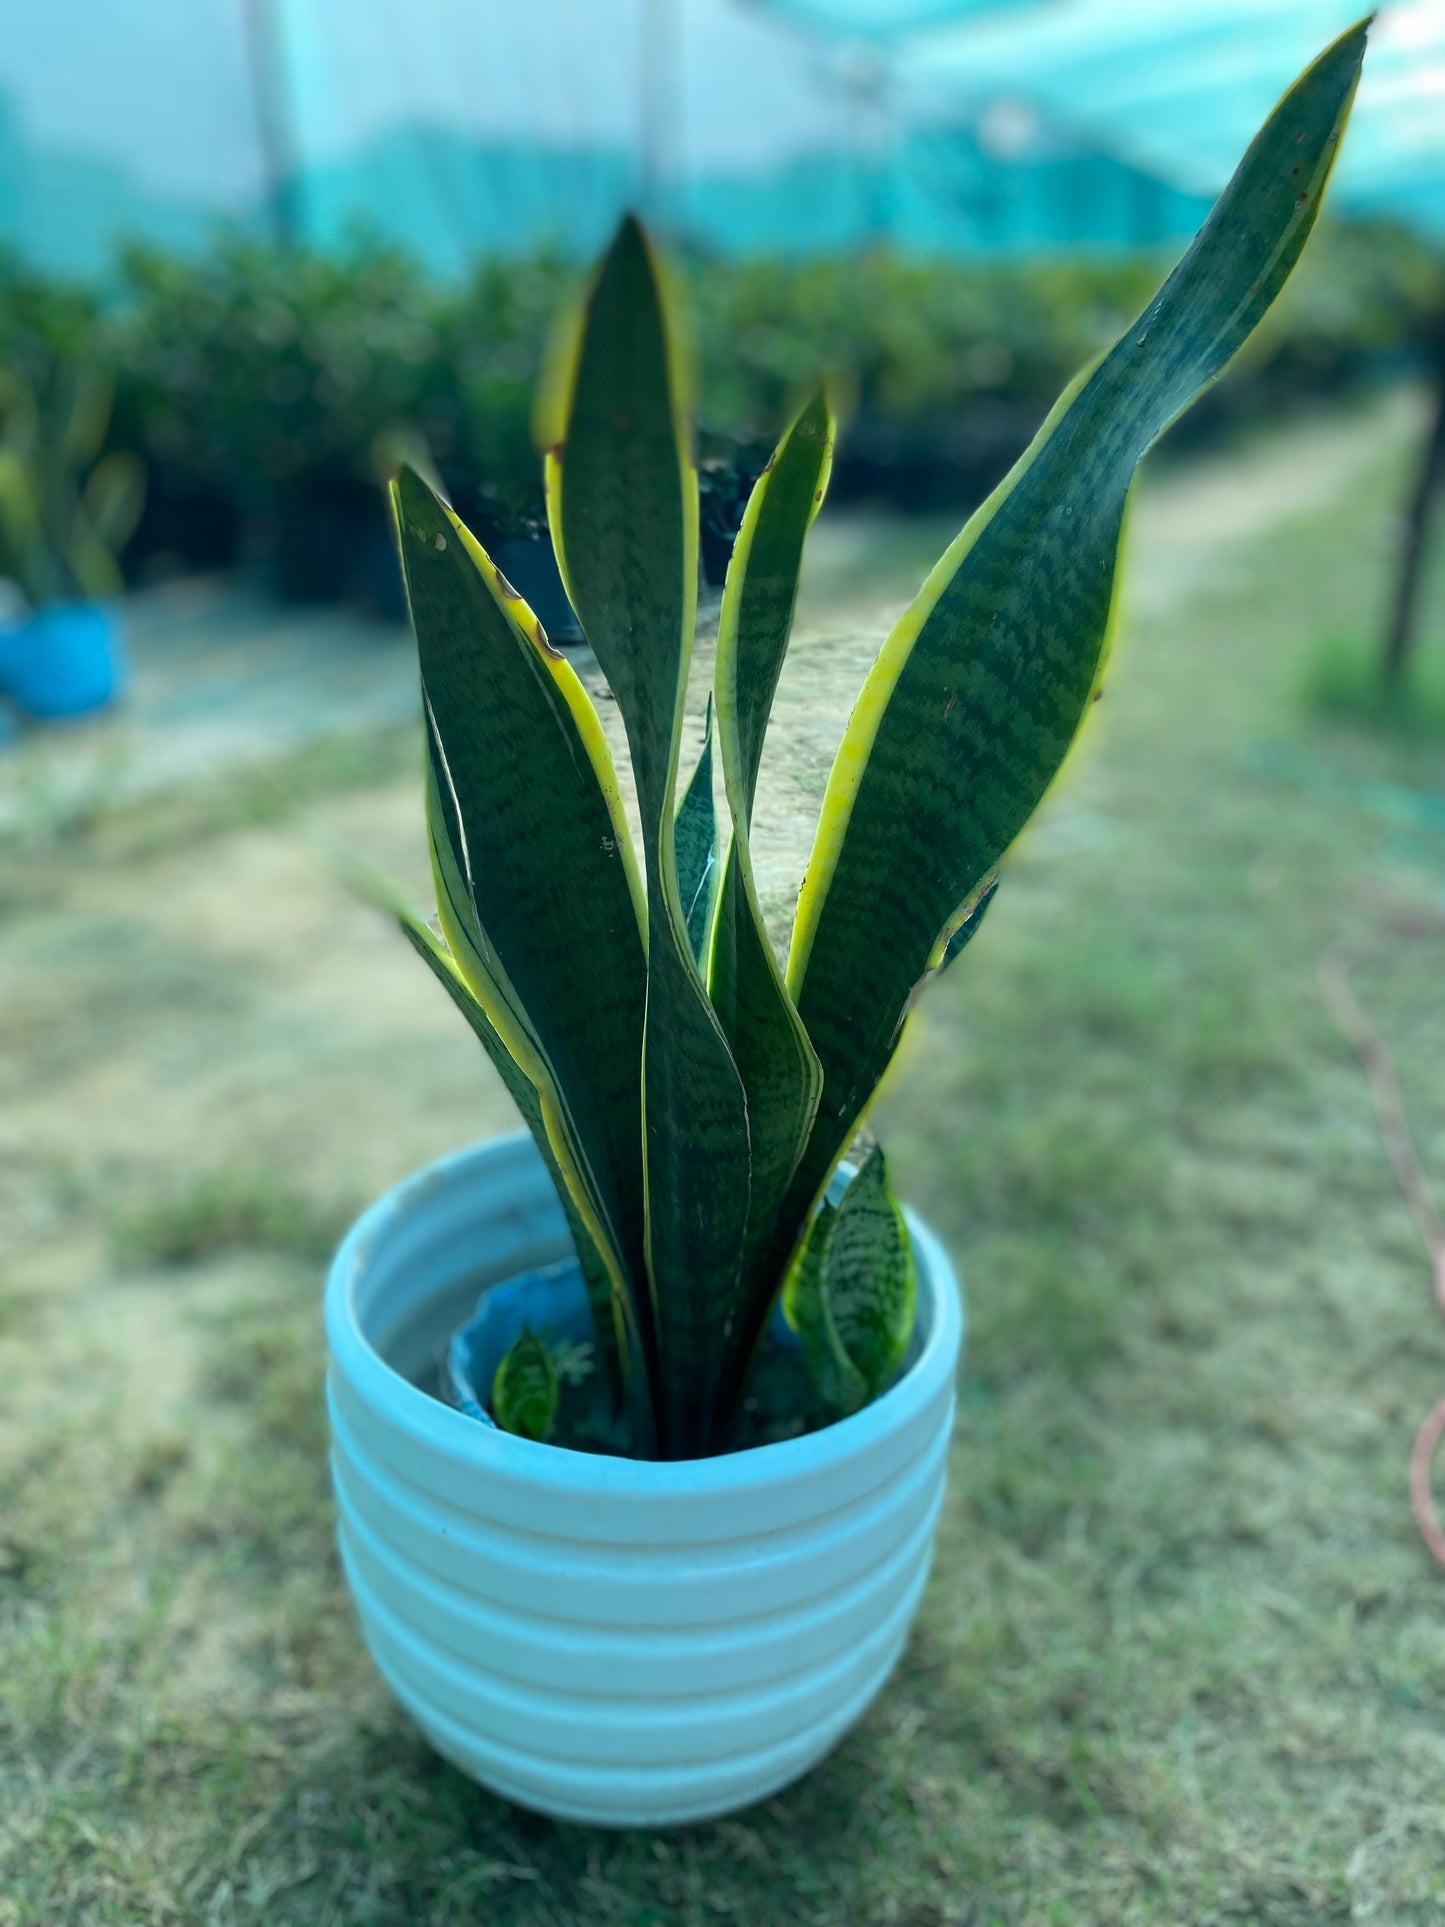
[782,1199,867,1419]
[782,1196,833,1336]
[675,695,718,964]
[825,1147,916,1400]
[491,1329,560,1442]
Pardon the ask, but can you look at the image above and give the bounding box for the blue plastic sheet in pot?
[445,1257,802,1433]
[445,1258,594,1427]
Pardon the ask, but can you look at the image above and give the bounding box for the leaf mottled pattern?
[710,391,832,1398]
[549,216,752,1456]
[395,468,649,1323]
[782,22,1368,1251]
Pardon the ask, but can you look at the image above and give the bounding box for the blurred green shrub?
[0,219,1437,610]
[689,250,1163,513]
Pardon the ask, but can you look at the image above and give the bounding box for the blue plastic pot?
[0,603,126,718]
[326,1133,962,1825]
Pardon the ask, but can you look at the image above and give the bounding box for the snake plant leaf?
[492,1328,560,1443]
[783,1151,914,1417]
[421,647,655,1407]
[544,215,752,1456]
[822,1148,915,1400]
[76,451,145,596]
[781,1199,865,1418]
[543,212,696,842]
[936,873,1000,975]
[720,388,835,826]
[395,467,652,1335]
[675,695,718,964]
[393,900,628,1397]
[57,364,113,467]
[421,726,660,1450]
[711,390,832,1371]
[783,20,1368,1247]
[326,836,633,1395]
[81,450,145,552]
[0,449,40,554]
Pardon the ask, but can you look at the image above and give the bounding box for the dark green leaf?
[719,387,834,826]
[394,468,651,1357]
[822,1148,914,1399]
[783,22,1368,1245]
[781,1198,864,1418]
[544,212,695,840]
[333,841,639,1420]
[710,391,832,1383]
[783,1152,914,1417]
[396,905,630,1402]
[638,896,751,1456]
[545,216,751,1457]
[675,695,718,964]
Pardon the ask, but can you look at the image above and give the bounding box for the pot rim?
[326,1131,963,1495]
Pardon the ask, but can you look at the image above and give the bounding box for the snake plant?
[0,366,143,608]
[387,23,1366,1459]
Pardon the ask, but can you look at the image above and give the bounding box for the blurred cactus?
[0,363,144,607]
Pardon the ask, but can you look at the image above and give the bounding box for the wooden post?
[1384,305,1445,687]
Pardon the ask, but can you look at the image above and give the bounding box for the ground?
[2,386,1445,1925]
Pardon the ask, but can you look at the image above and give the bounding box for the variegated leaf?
[822,1148,915,1399]
[394,469,651,1367]
[544,215,751,1456]
[781,1198,865,1418]
[711,389,832,1391]
[781,23,1368,1256]
[675,695,719,965]
[783,1151,914,1417]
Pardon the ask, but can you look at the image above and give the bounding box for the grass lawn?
[3,389,1445,1925]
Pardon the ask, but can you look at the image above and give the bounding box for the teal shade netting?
[766,0,1445,234]
[0,0,1229,274]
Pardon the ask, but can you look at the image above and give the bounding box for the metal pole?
[1384,304,1445,687]
[241,0,300,248]
[640,0,680,222]
[834,41,892,249]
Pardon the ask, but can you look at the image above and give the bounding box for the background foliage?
[0,219,1438,612]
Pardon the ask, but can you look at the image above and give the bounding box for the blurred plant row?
[0,219,1438,615]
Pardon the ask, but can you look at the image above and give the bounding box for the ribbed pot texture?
[324,1133,964,1827]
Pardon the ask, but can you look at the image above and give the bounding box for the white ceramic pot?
[324,1132,963,1828]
